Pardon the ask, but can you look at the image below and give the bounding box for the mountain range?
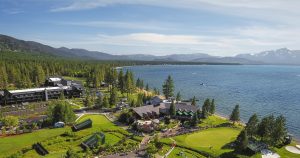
[1,34,300,65]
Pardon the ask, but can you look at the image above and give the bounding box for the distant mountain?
[0,34,115,60]
[236,48,300,65]
[1,34,300,65]
[192,57,261,64]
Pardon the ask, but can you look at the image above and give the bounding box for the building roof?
[161,102,198,112]
[8,86,69,94]
[81,132,105,149]
[73,119,92,131]
[132,102,198,118]
[132,105,161,118]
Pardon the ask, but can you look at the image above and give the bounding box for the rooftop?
[8,86,69,94]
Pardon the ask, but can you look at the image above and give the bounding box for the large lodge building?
[0,77,84,106]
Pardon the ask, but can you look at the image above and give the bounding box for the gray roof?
[132,105,161,118]
[132,102,198,118]
[161,102,198,112]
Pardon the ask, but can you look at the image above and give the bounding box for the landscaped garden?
[1,114,141,158]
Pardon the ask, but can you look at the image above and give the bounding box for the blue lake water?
[125,65,300,140]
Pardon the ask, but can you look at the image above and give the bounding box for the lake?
[125,65,300,140]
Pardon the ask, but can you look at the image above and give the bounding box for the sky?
[1,0,300,56]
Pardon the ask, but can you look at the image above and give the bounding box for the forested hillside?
[0,51,124,90]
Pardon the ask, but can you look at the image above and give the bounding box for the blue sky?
[1,0,300,56]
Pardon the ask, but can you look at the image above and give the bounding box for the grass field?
[198,115,229,128]
[162,127,241,157]
[0,114,127,158]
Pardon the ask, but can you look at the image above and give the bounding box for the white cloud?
[50,0,300,24]
[35,26,300,56]
[58,21,172,31]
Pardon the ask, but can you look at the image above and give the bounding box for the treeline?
[0,51,136,89]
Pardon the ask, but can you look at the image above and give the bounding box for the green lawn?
[198,115,229,128]
[162,127,240,157]
[273,141,300,158]
[0,128,67,157]
[1,114,127,158]
[158,145,206,158]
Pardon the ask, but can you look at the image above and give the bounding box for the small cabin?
[72,119,92,132]
[81,132,105,150]
[33,143,49,156]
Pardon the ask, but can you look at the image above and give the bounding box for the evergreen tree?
[48,102,76,124]
[191,113,199,127]
[230,105,240,123]
[124,70,134,97]
[162,75,174,99]
[235,130,249,152]
[245,114,259,138]
[96,94,104,109]
[176,92,181,102]
[109,86,118,107]
[130,99,136,107]
[84,95,92,108]
[118,69,125,94]
[0,66,8,89]
[191,96,197,106]
[210,99,215,114]
[145,84,149,91]
[169,100,176,117]
[257,115,275,143]
[136,93,144,107]
[202,98,210,118]
[102,96,109,108]
[271,115,287,145]
[136,78,141,89]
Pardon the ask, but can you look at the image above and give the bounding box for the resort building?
[132,102,199,120]
[0,77,84,106]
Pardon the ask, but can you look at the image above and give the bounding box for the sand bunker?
[296,145,300,149]
[261,149,280,158]
[285,146,300,154]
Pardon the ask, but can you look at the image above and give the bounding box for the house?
[132,102,198,120]
[72,119,92,132]
[54,121,65,128]
[81,132,105,150]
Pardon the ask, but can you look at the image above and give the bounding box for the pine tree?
[96,94,104,109]
[84,95,92,108]
[271,115,287,145]
[162,75,174,99]
[210,99,215,114]
[169,100,176,117]
[176,92,181,102]
[235,130,249,152]
[245,113,259,138]
[109,86,118,107]
[118,70,125,94]
[102,96,109,108]
[202,99,210,118]
[191,96,197,106]
[230,104,240,123]
[145,84,149,91]
[0,66,8,89]
[191,113,199,127]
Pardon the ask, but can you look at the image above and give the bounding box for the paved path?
[162,138,177,158]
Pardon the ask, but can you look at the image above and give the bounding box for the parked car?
[54,122,65,128]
